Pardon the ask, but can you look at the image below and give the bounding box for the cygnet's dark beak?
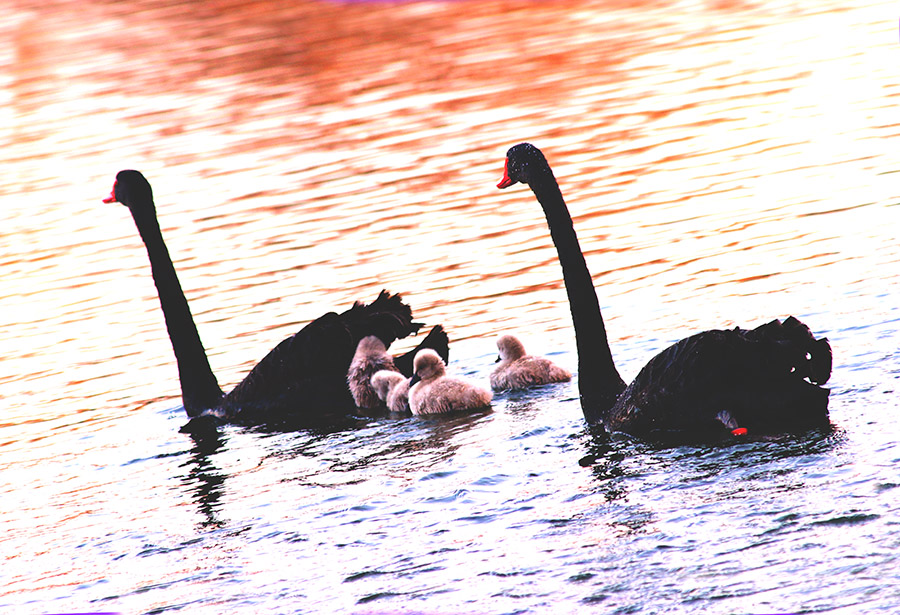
[409,373,421,386]
[494,355,501,363]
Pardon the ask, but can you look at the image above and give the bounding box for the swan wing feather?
[605,317,832,436]
[393,324,450,377]
[223,291,423,423]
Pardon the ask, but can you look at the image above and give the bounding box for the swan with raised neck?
[104,169,447,427]
[497,144,625,418]
[497,143,832,437]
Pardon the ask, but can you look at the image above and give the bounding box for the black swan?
[496,143,832,437]
[104,169,448,427]
[490,334,572,392]
[408,349,493,415]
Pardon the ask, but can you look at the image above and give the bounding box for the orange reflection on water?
[1,1,900,610]
[1,0,898,423]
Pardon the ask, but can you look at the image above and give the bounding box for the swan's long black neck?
[528,170,626,421]
[130,205,224,416]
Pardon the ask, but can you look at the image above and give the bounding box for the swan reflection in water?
[178,424,228,529]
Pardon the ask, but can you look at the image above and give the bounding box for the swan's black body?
[105,169,448,427]
[497,143,832,437]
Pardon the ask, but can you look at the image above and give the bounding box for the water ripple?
[2,0,900,613]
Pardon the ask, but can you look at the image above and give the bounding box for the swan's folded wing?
[224,311,358,420]
[393,325,450,378]
[605,317,832,436]
[222,291,427,423]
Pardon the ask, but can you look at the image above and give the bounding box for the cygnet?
[348,336,397,409]
[490,334,571,392]
[408,349,492,415]
[371,369,411,413]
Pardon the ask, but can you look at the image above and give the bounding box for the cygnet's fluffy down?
[408,349,492,415]
[387,378,411,413]
[348,336,397,409]
[490,334,572,392]
[371,370,411,413]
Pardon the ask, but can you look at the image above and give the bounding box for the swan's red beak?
[102,180,118,204]
[497,159,515,189]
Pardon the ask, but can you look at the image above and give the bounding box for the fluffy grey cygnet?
[348,336,397,409]
[490,334,572,392]
[371,369,411,413]
[408,349,492,415]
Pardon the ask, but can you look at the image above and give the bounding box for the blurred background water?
[1,0,899,613]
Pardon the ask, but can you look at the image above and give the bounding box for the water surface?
[1,1,899,613]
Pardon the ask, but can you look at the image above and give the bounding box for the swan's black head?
[103,170,153,210]
[497,142,551,189]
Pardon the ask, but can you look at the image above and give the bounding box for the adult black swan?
[104,169,448,427]
[496,143,832,438]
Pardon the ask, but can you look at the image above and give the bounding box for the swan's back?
[605,317,832,436]
[392,324,450,377]
[386,378,411,413]
[223,291,422,424]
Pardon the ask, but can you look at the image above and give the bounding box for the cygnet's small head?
[409,349,446,386]
[355,335,388,357]
[497,143,550,189]
[371,370,404,402]
[103,170,154,211]
[496,335,527,362]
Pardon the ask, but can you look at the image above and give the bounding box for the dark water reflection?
[2,0,900,613]
[180,429,229,529]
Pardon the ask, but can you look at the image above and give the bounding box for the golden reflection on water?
[2,4,900,612]
[1,0,898,429]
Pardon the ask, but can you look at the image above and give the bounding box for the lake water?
[2,0,899,613]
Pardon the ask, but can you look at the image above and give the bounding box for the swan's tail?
[726,315,832,433]
[342,290,423,348]
[392,325,451,378]
[749,316,832,385]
